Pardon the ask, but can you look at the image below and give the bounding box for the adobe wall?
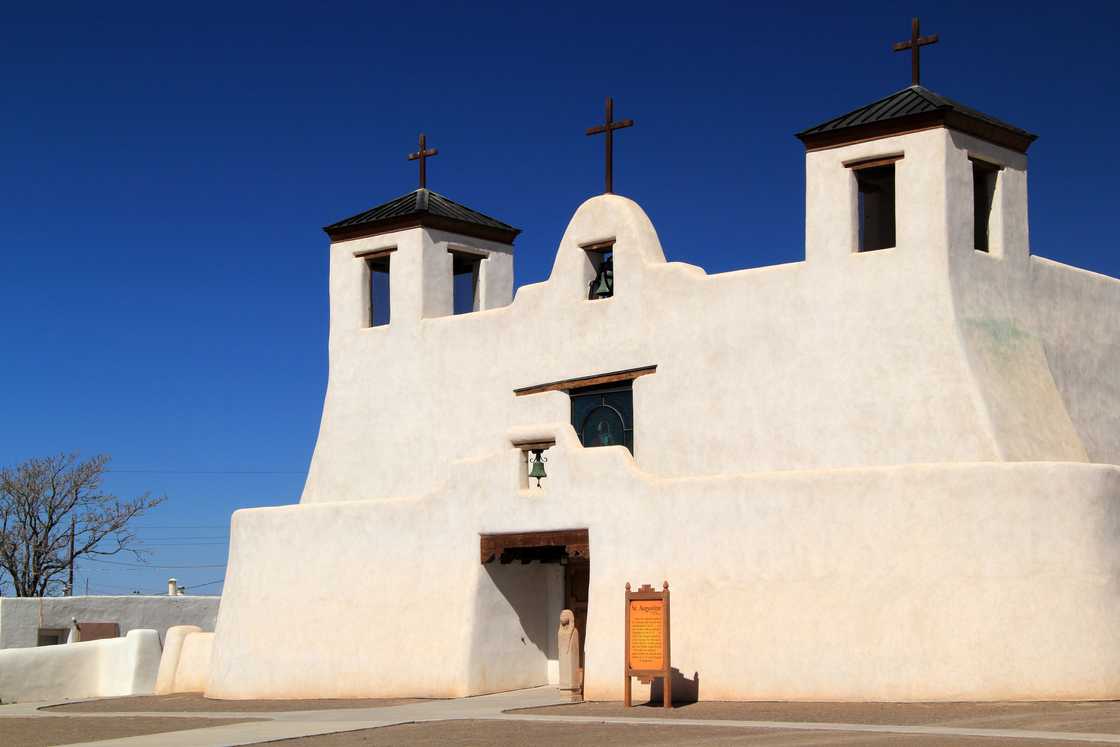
[1031,256,1120,464]
[209,441,1120,701]
[0,595,220,650]
[215,132,1120,702]
[0,629,161,703]
[303,186,1031,504]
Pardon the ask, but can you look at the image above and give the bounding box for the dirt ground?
[0,716,259,747]
[46,692,426,713]
[265,719,1116,746]
[518,699,1120,732]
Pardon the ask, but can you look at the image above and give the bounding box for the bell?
[528,449,548,487]
[589,256,614,299]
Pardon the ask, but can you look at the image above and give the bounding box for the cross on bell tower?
[585,97,634,195]
[407,133,439,189]
[892,17,939,86]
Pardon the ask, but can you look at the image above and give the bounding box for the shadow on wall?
[485,561,554,662]
[649,669,700,705]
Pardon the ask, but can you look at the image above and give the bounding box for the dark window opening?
[973,160,999,252]
[586,245,614,300]
[570,381,633,454]
[856,164,896,251]
[452,253,481,315]
[366,255,390,327]
[37,628,68,646]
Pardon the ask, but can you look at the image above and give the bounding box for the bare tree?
[0,453,164,597]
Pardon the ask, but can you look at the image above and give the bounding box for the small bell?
[528,449,548,487]
[589,256,614,299]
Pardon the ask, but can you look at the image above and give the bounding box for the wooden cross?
[892,17,939,87]
[407,133,438,190]
[585,97,634,195]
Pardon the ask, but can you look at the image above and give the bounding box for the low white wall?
[172,632,214,693]
[155,625,201,694]
[0,629,162,703]
[0,595,219,650]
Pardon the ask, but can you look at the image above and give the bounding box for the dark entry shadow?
[648,669,700,706]
[483,562,553,658]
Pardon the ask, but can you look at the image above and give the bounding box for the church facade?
[205,79,1120,701]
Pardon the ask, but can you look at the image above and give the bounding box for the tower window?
[583,241,615,300]
[365,254,391,327]
[972,158,1000,252]
[570,382,633,454]
[450,249,483,315]
[855,164,896,251]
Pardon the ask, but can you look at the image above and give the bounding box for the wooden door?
[564,559,590,667]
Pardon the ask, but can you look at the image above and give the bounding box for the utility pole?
[67,515,75,596]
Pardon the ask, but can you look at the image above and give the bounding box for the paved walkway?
[6,689,1120,746]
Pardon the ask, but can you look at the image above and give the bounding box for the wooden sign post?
[624,581,671,708]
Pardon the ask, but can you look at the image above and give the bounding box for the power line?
[131,525,230,530]
[108,469,304,475]
[134,535,229,540]
[185,579,225,590]
[84,557,227,569]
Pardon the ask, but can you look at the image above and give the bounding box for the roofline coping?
[323,212,521,245]
[795,109,1037,154]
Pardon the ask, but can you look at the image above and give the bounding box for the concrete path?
[502,713,1120,744]
[1,687,567,746]
[7,688,1120,745]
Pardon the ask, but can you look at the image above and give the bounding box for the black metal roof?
[796,85,1037,153]
[324,188,520,244]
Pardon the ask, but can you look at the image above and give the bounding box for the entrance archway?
[480,529,590,678]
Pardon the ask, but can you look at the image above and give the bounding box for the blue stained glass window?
[570,382,633,454]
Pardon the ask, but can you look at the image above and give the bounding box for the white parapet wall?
[0,595,220,650]
[172,632,215,693]
[0,629,162,703]
[155,625,202,694]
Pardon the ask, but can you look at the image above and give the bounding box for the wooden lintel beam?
[514,365,656,397]
[480,529,590,564]
[447,244,488,259]
[580,238,616,253]
[844,154,905,170]
[512,440,555,451]
[968,155,1005,171]
[352,246,397,259]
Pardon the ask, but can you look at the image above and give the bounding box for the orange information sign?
[624,581,671,708]
[627,599,664,670]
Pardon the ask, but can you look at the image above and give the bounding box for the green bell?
[528,450,548,487]
[589,256,614,299]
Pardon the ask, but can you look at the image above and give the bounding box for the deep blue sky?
[2,2,1116,596]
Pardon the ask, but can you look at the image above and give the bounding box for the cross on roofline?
[892,17,939,86]
[407,133,438,190]
[586,97,634,195]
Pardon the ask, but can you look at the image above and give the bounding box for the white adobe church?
[202,27,1120,702]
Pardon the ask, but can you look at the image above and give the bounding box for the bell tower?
[322,135,520,334]
[795,18,1036,268]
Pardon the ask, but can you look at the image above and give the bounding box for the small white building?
[205,77,1119,702]
[0,595,219,649]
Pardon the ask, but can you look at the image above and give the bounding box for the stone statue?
[558,609,580,692]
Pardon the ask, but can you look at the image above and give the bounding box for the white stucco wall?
[0,629,161,703]
[155,624,202,694]
[211,446,1120,701]
[1031,257,1120,464]
[171,632,214,693]
[209,122,1119,701]
[302,127,1119,507]
[0,595,219,650]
